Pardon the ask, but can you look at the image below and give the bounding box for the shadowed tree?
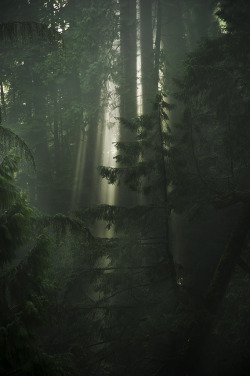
[119,0,137,120]
[140,0,154,114]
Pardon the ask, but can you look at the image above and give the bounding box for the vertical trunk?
[183,0,220,51]
[52,89,71,212]
[155,101,177,287]
[31,74,53,213]
[0,82,6,123]
[140,0,154,114]
[153,0,162,93]
[119,0,137,120]
[185,204,250,376]
[161,0,188,91]
[161,0,219,289]
[205,203,250,312]
[156,203,250,376]
[118,0,138,206]
[53,90,60,176]
[80,88,102,205]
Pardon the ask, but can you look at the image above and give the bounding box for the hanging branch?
[0,125,35,168]
[0,21,62,45]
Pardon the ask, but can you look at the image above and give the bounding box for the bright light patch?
[70,80,119,219]
[214,6,228,34]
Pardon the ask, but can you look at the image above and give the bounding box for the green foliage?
[69,97,179,375]
[0,126,35,168]
[78,204,157,231]
[0,134,81,375]
[0,0,119,212]
[0,205,86,375]
[0,154,33,264]
[98,97,173,200]
[35,212,94,241]
[170,25,250,215]
[0,150,46,373]
[216,0,250,33]
[1,1,250,375]
[0,21,61,45]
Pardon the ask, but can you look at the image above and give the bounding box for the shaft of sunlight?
[137,0,142,115]
[70,130,87,210]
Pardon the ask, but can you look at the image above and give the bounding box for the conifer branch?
[0,21,61,45]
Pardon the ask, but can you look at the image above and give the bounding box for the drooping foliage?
[1,0,250,375]
[0,147,92,375]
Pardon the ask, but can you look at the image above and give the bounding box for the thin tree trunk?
[183,0,219,51]
[156,102,177,287]
[118,0,138,206]
[153,0,161,93]
[53,90,60,176]
[119,0,137,120]
[0,82,6,123]
[140,0,154,114]
[32,74,52,212]
[81,93,101,205]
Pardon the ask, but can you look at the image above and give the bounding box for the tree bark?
[183,203,250,375]
[153,0,161,93]
[205,203,250,313]
[140,0,154,114]
[119,0,137,120]
[117,0,138,206]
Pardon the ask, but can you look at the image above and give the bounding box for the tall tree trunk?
[117,0,138,206]
[119,0,137,120]
[33,116,52,212]
[140,0,154,114]
[161,0,220,290]
[53,90,60,177]
[205,202,250,312]
[155,99,177,287]
[161,0,188,87]
[31,73,53,212]
[157,202,250,376]
[0,82,6,123]
[80,87,102,205]
[186,203,250,376]
[183,0,220,51]
[153,0,162,93]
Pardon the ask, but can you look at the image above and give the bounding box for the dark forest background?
[1,0,250,375]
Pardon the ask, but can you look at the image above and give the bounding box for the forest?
[0,0,250,375]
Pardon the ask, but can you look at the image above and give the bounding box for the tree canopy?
[1,1,250,375]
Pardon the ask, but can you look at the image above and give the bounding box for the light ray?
[70,129,87,210]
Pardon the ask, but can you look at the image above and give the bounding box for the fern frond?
[34,213,94,241]
[6,234,51,305]
[0,175,18,209]
[0,197,32,264]
[0,153,20,176]
[0,126,35,168]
